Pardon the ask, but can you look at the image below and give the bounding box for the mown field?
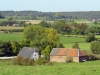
[0,60,100,75]
[0,33,23,41]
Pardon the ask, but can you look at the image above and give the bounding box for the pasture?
[60,36,91,52]
[0,33,23,41]
[0,60,100,75]
[0,33,92,52]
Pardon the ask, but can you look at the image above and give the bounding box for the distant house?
[50,48,87,62]
[18,47,39,60]
[12,24,20,27]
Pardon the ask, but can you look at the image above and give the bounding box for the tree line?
[38,20,100,35]
[1,11,100,20]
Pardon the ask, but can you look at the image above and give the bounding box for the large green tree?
[23,26,60,53]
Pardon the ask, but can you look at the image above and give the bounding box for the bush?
[11,56,34,66]
[87,53,100,60]
[66,56,73,63]
[85,35,95,42]
[12,57,48,66]
[91,41,100,54]
[45,62,53,66]
[35,57,46,65]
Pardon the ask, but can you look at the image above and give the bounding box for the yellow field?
[0,26,24,30]
[18,20,54,24]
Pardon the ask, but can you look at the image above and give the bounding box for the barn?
[50,48,87,62]
[18,47,39,60]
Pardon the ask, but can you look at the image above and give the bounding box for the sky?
[0,0,100,12]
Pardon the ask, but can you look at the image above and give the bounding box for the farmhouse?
[50,48,87,62]
[18,47,39,60]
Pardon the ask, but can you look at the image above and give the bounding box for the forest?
[1,11,100,20]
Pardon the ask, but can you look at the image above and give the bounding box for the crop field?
[0,26,24,30]
[18,20,54,24]
[0,60,100,75]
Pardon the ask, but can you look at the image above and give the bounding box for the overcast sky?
[0,0,100,12]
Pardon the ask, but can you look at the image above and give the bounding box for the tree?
[45,28,59,43]
[52,20,66,33]
[24,26,59,52]
[41,45,51,60]
[55,12,62,19]
[85,35,96,42]
[23,26,45,42]
[62,25,72,35]
[72,42,79,49]
[91,41,100,54]
[39,21,50,28]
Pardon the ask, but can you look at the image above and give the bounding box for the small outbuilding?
[18,47,39,60]
[50,48,87,62]
[12,24,20,27]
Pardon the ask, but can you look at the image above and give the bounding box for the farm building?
[18,47,39,60]
[12,24,20,27]
[50,48,87,62]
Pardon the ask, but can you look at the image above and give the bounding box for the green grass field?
[63,43,91,53]
[0,60,100,75]
[60,36,85,43]
[0,33,23,41]
[0,33,91,52]
[59,36,91,52]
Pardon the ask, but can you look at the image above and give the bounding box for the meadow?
[0,32,92,53]
[0,33,23,41]
[0,60,100,75]
[0,20,100,75]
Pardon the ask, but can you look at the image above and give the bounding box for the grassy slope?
[0,60,100,75]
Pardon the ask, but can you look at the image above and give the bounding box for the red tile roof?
[51,48,87,57]
[66,49,78,57]
[58,48,68,56]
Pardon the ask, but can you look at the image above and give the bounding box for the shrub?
[28,59,34,66]
[45,62,53,66]
[87,53,100,60]
[85,35,95,42]
[91,41,100,54]
[12,57,47,66]
[35,57,46,65]
[11,56,34,66]
[66,56,73,63]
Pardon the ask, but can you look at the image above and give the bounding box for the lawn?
[0,33,23,41]
[0,60,100,75]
